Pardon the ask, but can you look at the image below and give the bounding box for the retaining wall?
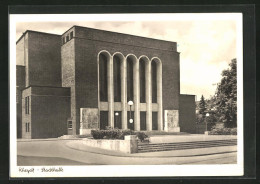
[82,135,138,153]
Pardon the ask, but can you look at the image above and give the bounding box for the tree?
[199,95,206,117]
[214,58,237,128]
[196,95,206,124]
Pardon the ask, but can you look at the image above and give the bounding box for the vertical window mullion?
[28,96,29,114]
[152,61,157,103]
[25,97,27,114]
[99,54,108,102]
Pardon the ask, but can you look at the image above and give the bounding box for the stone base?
[166,127,180,132]
[80,108,99,135]
[83,135,138,153]
[164,110,179,132]
[79,128,92,135]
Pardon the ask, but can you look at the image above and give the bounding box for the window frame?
[68,121,72,130]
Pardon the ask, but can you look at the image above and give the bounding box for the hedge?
[91,127,148,141]
[209,127,237,135]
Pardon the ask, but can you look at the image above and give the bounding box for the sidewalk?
[149,134,237,143]
[17,138,84,142]
[65,140,237,158]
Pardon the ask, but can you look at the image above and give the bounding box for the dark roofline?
[16,30,61,44]
[180,94,196,96]
[62,25,177,44]
[62,26,75,36]
[23,85,71,90]
[16,65,25,67]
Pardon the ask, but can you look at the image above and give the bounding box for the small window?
[62,37,65,44]
[68,121,72,129]
[25,96,30,114]
[25,97,29,114]
[25,97,27,114]
[27,96,29,114]
[25,122,30,132]
[66,35,69,42]
[70,31,73,40]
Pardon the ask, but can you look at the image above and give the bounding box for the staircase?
[138,139,237,153]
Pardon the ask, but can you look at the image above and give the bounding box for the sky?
[15,17,238,100]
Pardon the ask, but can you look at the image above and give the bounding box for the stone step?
[138,142,236,149]
[137,139,237,153]
[138,139,236,146]
[141,131,190,136]
[138,143,236,151]
[138,143,236,150]
[138,139,237,146]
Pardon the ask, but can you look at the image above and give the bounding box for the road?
[17,139,237,166]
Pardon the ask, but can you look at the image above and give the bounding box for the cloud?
[16,19,237,99]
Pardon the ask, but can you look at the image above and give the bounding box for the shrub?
[91,128,148,140]
[136,132,148,142]
[104,128,120,139]
[230,128,237,135]
[117,129,135,139]
[91,130,105,139]
[209,126,237,135]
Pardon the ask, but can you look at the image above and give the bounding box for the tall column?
[108,55,114,128]
[121,58,127,129]
[157,62,163,131]
[134,59,140,131]
[146,61,152,131]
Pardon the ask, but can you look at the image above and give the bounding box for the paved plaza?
[17,135,237,166]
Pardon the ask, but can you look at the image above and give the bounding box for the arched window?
[139,59,146,103]
[99,53,108,102]
[113,55,121,102]
[127,57,134,102]
[151,60,157,103]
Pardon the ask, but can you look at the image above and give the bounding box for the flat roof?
[62,25,177,44]
[16,30,61,44]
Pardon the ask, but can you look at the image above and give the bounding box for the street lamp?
[115,112,119,128]
[205,112,210,132]
[128,100,134,124]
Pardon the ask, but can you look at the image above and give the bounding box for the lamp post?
[205,112,210,135]
[115,112,119,128]
[128,100,134,124]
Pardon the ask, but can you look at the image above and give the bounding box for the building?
[16,26,196,139]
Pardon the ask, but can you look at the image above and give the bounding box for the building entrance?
[127,111,135,130]
[100,111,108,130]
[114,111,122,129]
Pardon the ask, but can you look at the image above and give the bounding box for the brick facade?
[179,95,196,133]
[22,86,70,138]
[16,26,195,138]
[16,65,25,138]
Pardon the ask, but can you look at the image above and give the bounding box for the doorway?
[100,111,108,130]
[114,111,122,129]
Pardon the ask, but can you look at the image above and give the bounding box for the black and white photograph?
[9,13,243,177]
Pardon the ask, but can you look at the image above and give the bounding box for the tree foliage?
[195,59,237,129]
[199,95,206,116]
[196,95,207,124]
[214,58,237,127]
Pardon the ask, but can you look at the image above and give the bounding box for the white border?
[9,13,243,177]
